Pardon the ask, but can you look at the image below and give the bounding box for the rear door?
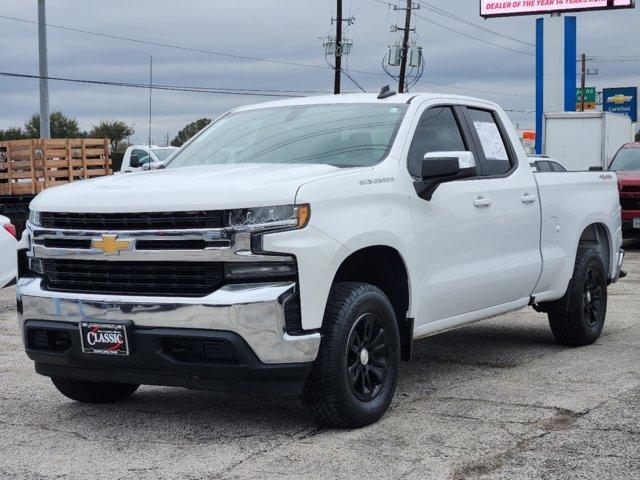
[460,107,542,306]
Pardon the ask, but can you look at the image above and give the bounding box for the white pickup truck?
[119,145,178,173]
[17,92,624,428]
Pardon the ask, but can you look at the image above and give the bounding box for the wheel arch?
[577,222,612,280]
[332,245,413,361]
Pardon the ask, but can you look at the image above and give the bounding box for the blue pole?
[564,17,577,112]
[535,18,544,155]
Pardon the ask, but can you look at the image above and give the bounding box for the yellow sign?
[576,102,596,111]
[92,235,132,255]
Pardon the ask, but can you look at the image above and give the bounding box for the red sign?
[481,0,634,18]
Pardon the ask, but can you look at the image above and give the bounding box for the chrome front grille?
[26,212,296,298]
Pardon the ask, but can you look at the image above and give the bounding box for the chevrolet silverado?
[17,92,624,428]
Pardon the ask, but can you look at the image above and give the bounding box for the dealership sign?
[603,87,637,122]
[481,0,635,18]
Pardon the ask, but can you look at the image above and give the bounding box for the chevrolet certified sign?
[603,87,638,122]
[481,0,634,18]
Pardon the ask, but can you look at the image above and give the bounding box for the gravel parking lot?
[1,246,640,480]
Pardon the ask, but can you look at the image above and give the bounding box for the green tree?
[636,130,640,142]
[0,127,26,141]
[171,118,212,147]
[89,120,135,151]
[24,111,83,139]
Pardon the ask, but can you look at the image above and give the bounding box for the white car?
[17,91,624,428]
[0,215,17,288]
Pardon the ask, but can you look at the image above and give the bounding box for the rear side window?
[467,108,513,176]
[537,161,552,172]
[408,107,467,177]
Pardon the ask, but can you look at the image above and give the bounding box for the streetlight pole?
[334,0,343,94]
[37,0,50,138]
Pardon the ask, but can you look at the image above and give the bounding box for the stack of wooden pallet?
[0,138,111,196]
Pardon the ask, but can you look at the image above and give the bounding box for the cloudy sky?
[1,0,638,144]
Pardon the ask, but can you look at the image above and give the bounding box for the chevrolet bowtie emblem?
[607,94,633,105]
[92,235,132,255]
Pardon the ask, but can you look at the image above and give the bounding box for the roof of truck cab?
[234,92,499,111]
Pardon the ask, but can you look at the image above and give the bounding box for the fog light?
[225,262,297,280]
[29,258,44,275]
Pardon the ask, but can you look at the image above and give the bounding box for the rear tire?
[547,248,607,347]
[51,378,139,404]
[302,282,401,428]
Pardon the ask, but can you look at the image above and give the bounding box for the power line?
[1,11,534,99]
[369,0,534,56]
[415,1,534,47]
[0,71,533,117]
[0,14,333,72]
[341,70,367,92]
[412,11,534,56]
[414,78,534,98]
[0,72,313,97]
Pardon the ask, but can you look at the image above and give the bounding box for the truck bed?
[532,171,622,302]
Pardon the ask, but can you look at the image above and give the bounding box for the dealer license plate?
[79,322,130,356]
[634,218,640,229]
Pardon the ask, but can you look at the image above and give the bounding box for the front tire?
[302,282,401,428]
[51,378,139,404]
[547,248,607,347]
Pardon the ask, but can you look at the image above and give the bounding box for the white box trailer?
[543,112,633,171]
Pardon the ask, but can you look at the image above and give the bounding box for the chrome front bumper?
[17,278,321,364]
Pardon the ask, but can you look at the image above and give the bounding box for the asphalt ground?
[1,244,640,479]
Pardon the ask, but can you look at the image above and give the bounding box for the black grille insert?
[42,259,224,297]
[163,338,239,364]
[620,198,640,210]
[27,329,71,351]
[40,211,226,230]
[284,292,304,335]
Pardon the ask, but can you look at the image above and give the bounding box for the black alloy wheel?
[582,266,604,327]
[346,313,390,402]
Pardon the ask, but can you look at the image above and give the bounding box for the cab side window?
[131,149,151,166]
[408,107,467,177]
[467,108,513,176]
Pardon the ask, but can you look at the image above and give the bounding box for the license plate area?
[79,322,130,356]
[634,218,640,229]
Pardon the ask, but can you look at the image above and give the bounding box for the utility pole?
[37,0,50,138]
[334,0,343,94]
[578,53,598,112]
[148,55,152,146]
[394,0,418,93]
[580,53,586,112]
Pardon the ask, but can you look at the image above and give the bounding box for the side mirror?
[129,155,140,168]
[415,152,478,200]
[417,151,477,200]
[589,166,603,172]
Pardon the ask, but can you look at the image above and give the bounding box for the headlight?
[228,204,310,230]
[29,210,41,226]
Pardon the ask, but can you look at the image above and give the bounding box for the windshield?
[165,104,407,169]
[151,148,177,161]
[610,148,640,171]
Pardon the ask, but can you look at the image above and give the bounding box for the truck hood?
[31,163,360,213]
[615,170,640,183]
